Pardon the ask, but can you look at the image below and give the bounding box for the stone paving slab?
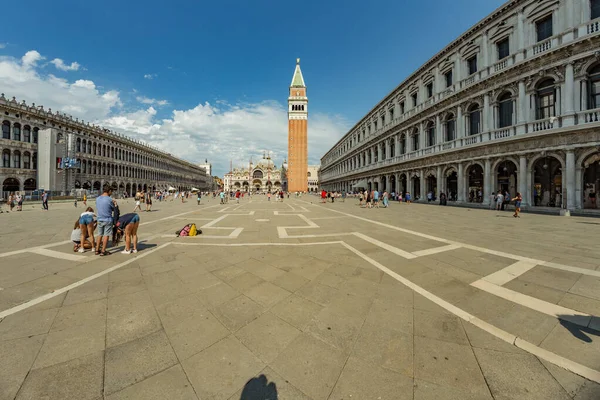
[0,197,599,399]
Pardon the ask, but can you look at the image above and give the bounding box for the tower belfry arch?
[287,58,308,192]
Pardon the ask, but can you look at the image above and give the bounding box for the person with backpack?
[114,212,140,254]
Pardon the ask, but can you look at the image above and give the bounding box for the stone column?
[517,80,527,134]
[481,31,489,69]
[454,57,461,83]
[457,163,465,202]
[483,158,491,206]
[457,105,464,138]
[483,93,490,132]
[516,10,525,62]
[419,122,425,150]
[435,115,442,146]
[519,156,528,207]
[377,143,382,162]
[566,150,576,210]
[420,169,426,201]
[564,62,575,126]
[436,166,442,198]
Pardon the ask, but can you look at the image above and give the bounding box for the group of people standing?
[71,185,141,255]
[357,189,393,208]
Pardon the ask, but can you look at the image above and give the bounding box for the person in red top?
[235,190,241,204]
[321,189,327,203]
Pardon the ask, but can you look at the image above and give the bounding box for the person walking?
[95,185,115,256]
[83,193,87,206]
[382,191,389,208]
[373,189,379,208]
[511,192,522,218]
[42,191,49,211]
[16,194,23,211]
[490,192,496,209]
[133,195,142,212]
[197,191,202,205]
[495,191,504,211]
[145,192,153,212]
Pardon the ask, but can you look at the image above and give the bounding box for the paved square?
[0,196,599,399]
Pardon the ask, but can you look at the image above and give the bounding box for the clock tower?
[287,58,308,192]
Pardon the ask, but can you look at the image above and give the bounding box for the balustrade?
[577,108,600,124]
[588,18,600,34]
[463,135,479,146]
[492,127,514,139]
[529,117,558,132]
[494,59,507,72]
[532,38,552,55]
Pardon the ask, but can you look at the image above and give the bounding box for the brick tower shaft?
[287,58,308,192]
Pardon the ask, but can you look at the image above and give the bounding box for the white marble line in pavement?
[479,260,539,286]
[352,232,417,259]
[29,248,88,262]
[173,241,344,247]
[471,279,593,328]
[340,241,600,385]
[0,242,172,320]
[411,244,462,257]
[300,201,600,278]
[0,207,216,259]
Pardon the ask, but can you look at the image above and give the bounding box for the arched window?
[2,149,10,168]
[32,153,37,169]
[468,104,481,135]
[498,92,514,128]
[426,121,435,147]
[400,134,406,154]
[77,138,82,152]
[536,79,556,119]
[307,172,312,177]
[2,121,9,140]
[93,142,97,155]
[412,129,420,151]
[32,128,38,144]
[12,123,21,141]
[23,152,31,169]
[23,125,31,143]
[589,64,600,109]
[13,150,21,168]
[253,170,263,179]
[87,141,92,154]
[445,114,455,142]
[56,132,63,144]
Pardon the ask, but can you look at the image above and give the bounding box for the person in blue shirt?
[95,185,115,256]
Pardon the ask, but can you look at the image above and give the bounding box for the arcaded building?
[287,59,308,193]
[320,0,600,211]
[0,94,209,197]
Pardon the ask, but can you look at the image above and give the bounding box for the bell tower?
[287,58,308,192]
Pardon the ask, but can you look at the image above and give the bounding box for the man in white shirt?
[496,192,504,211]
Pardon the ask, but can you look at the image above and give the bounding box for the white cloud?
[102,100,350,175]
[0,50,120,121]
[0,50,350,176]
[143,73,157,80]
[22,50,44,67]
[0,43,6,49]
[135,96,169,106]
[50,58,81,71]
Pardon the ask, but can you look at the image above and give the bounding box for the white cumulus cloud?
[135,96,169,106]
[0,50,350,176]
[50,58,81,71]
[143,73,157,80]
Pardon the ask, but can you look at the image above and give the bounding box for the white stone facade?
[223,155,283,193]
[307,165,320,192]
[1,94,209,198]
[320,0,600,210]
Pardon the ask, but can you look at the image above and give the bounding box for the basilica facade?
[223,153,283,193]
[320,0,600,211]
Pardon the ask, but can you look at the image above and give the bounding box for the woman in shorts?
[133,196,142,212]
[114,213,140,254]
[511,192,522,218]
[145,192,152,212]
[72,219,94,252]
[78,207,97,253]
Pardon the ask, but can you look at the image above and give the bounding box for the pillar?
[435,115,442,146]
[563,62,575,126]
[483,158,491,206]
[517,80,527,128]
[420,168,426,201]
[483,93,490,132]
[519,156,528,207]
[516,9,525,62]
[436,166,442,198]
[457,163,465,202]
[566,150,575,210]
[457,105,464,138]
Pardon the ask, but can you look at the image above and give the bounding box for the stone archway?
[93,181,101,191]
[532,155,563,207]
[466,164,484,202]
[2,177,20,194]
[583,152,600,209]
[495,160,518,199]
[24,178,36,191]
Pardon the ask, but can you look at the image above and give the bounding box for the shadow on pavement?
[559,317,600,343]
[240,374,278,400]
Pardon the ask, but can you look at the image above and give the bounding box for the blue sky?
[0,0,505,176]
